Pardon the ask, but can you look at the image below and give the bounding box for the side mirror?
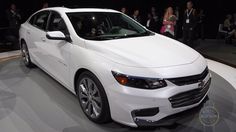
[46,31,71,42]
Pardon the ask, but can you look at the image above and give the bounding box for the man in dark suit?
[146,13,156,32]
[132,9,141,24]
[6,3,21,37]
[182,1,197,47]
[5,3,21,49]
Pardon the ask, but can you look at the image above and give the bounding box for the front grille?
[167,67,209,86]
[169,79,211,108]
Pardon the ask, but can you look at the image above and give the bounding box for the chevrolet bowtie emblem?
[198,80,205,89]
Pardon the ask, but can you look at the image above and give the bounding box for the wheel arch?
[73,68,91,94]
[73,67,109,95]
[20,39,26,48]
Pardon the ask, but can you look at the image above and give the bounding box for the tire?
[21,42,33,68]
[76,71,111,123]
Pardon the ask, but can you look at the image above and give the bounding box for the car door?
[26,11,50,68]
[40,11,71,87]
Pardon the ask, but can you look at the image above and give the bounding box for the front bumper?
[107,71,211,127]
[134,96,209,127]
[134,78,211,127]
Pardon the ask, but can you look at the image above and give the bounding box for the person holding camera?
[160,7,176,38]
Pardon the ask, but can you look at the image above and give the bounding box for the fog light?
[132,107,159,117]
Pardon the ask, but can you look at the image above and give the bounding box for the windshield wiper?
[122,31,154,38]
[84,36,115,40]
[85,31,154,40]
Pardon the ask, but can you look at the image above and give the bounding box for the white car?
[19,7,211,127]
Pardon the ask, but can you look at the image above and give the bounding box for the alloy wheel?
[21,44,29,65]
[78,77,102,119]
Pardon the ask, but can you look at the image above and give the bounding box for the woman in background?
[224,14,236,39]
[160,7,176,38]
[120,7,127,15]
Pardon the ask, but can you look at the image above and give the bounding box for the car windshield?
[66,12,154,40]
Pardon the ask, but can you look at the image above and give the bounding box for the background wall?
[0,0,236,38]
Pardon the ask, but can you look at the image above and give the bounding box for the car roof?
[41,7,120,14]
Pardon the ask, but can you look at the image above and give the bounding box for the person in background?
[132,9,141,23]
[182,1,197,47]
[6,3,21,37]
[174,7,180,39]
[223,14,236,39]
[160,7,176,38]
[5,3,21,49]
[233,13,236,38]
[42,2,49,9]
[150,7,160,33]
[197,9,206,40]
[175,7,180,22]
[146,13,155,31]
[151,7,159,22]
[234,13,236,26]
[120,7,127,14]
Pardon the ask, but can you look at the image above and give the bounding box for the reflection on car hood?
[86,34,200,68]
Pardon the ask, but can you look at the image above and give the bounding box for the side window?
[48,12,68,35]
[33,11,50,30]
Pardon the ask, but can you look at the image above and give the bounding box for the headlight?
[112,71,167,89]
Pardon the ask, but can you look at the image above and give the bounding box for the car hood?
[86,34,200,68]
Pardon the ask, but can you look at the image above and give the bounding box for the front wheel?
[21,42,33,68]
[76,71,111,123]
